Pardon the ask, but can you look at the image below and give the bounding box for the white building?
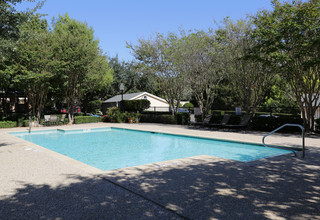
[102,92,169,113]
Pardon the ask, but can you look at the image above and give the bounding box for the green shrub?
[139,113,189,125]
[183,103,194,108]
[0,121,16,128]
[101,107,127,123]
[74,116,101,124]
[20,120,30,127]
[126,112,141,122]
[121,100,150,112]
[251,115,303,132]
[87,100,102,114]
[175,113,190,125]
[140,114,176,124]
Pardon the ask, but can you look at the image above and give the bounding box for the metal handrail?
[262,123,305,158]
[28,116,32,133]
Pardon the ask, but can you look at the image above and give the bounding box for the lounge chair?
[50,115,58,126]
[223,114,251,130]
[44,115,51,126]
[208,114,231,129]
[190,114,212,128]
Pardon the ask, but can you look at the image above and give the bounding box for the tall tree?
[0,0,35,115]
[177,29,227,118]
[13,15,54,122]
[252,0,320,131]
[52,14,102,124]
[128,33,186,115]
[108,56,140,96]
[218,18,274,115]
[81,52,113,113]
[106,56,159,98]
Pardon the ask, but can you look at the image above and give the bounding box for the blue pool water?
[11,127,290,171]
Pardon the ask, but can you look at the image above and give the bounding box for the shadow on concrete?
[1,148,319,219]
[103,149,320,219]
[0,175,181,219]
[0,142,11,148]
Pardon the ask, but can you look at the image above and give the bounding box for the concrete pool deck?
[0,123,319,219]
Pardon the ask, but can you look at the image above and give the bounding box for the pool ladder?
[262,123,305,158]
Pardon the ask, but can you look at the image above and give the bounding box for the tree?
[106,56,160,99]
[0,0,35,115]
[177,29,227,118]
[81,53,113,113]
[0,0,33,40]
[252,0,320,131]
[218,18,274,115]
[13,15,54,122]
[107,56,140,96]
[128,32,186,115]
[51,14,104,124]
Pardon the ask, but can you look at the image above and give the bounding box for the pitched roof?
[102,92,168,104]
[102,92,145,103]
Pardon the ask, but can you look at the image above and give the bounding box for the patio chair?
[208,114,231,129]
[191,114,212,128]
[44,115,51,126]
[223,114,251,130]
[188,114,196,126]
[50,115,58,126]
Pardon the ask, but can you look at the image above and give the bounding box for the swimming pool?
[11,127,290,171]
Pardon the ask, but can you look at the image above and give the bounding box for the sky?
[16,0,276,61]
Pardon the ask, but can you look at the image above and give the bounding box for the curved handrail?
[262,123,305,158]
[28,116,32,133]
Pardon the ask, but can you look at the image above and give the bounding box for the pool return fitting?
[262,123,305,158]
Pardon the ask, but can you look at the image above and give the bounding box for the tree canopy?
[252,0,320,130]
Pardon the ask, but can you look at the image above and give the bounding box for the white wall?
[135,94,169,112]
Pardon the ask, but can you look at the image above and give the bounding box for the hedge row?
[140,113,189,125]
[195,113,305,132]
[0,121,16,128]
[74,116,101,124]
[121,100,150,112]
[0,120,30,128]
[251,115,303,132]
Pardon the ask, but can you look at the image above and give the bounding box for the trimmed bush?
[140,113,190,125]
[251,115,303,132]
[140,114,176,124]
[183,102,194,108]
[74,116,101,124]
[0,121,16,128]
[121,100,150,112]
[175,112,190,125]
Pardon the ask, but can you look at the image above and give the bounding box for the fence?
[144,106,194,113]
[143,106,302,116]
